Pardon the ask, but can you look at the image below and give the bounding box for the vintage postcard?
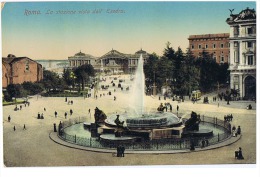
[1,0,258,176]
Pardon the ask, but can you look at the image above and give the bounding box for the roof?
[99,49,128,60]
[2,56,41,66]
[69,51,96,59]
[226,7,256,23]
[188,33,230,40]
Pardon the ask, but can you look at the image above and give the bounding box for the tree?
[6,84,25,100]
[73,64,95,91]
[41,70,62,92]
[22,82,44,95]
[62,68,74,88]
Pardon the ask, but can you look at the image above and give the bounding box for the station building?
[68,49,150,74]
[226,7,256,99]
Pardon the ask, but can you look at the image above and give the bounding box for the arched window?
[25,60,29,71]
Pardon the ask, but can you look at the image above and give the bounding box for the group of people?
[116,145,125,157]
[224,114,233,122]
[201,138,209,148]
[212,96,218,102]
[232,125,241,137]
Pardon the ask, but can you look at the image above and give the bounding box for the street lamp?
[226,81,230,105]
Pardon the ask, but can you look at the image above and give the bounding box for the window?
[25,60,29,71]
[247,27,253,34]
[198,44,201,49]
[220,43,224,48]
[248,56,253,65]
[221,56,224,62]
[247,41,253,48]
[191,44,194,49]
[234,26,239,36]
[205,44,208,49]
[234,42,238,47]
[213,44,216,48]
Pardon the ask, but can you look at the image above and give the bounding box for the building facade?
[226,8,256,99]
[68,49,150,74]
[2,54,43,88]
[68,51,98,68]
[188,33,230,63]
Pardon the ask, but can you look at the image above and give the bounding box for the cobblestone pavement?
[2,75,256,168]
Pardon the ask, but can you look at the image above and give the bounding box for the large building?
[188,33,230,63]
[2,54,43,88]
[68,49,150,73]
[226,7,256,99]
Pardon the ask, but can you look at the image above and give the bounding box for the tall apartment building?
[188,33,230,63]
[226,7,256,99]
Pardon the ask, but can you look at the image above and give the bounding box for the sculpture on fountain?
[94,107,107,124]
[114,115,124,128]
[184,111,201,131]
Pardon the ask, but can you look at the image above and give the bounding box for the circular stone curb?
[49,131,242,154]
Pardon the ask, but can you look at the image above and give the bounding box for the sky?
[1,1,256,60]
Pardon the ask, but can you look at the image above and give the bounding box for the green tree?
[62,68,74,88]
[22,82,44,95]
[73,64,95,91]
[41,70,62,92]
[6,84,25,100]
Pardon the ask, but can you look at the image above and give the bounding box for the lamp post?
[152,71,157,96]
[226,81,230,105]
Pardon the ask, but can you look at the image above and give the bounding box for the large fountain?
[58,54,232,151]
[97,54,185,142]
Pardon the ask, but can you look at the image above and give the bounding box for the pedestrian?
[114,96,116,101]
[41,113,44,119]
[205,139,209,146]
[54,111,57,118]
[13,126,16,131]
[238,147,244,159]
[37,112,41,119]
[121,146,125,157]
[44,107,46,111]
[65,112,67,119]
[20,105,22,110]
[169,104,172,112]
[71,100,73,105]
[117,145,120,157]
[88,109,91,114]
[70,109,73,116]
[201,139,205,148]
[177,105,179,112]
[8,115,11,122]
[159,96,161,100]
[65,97,67,102]
[237,126,241,135]
[23,124,26,130]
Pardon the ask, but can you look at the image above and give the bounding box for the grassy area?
[2,100,25,106]
[41,90,89,97]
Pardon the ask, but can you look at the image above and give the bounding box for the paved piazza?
[2,75,257,167]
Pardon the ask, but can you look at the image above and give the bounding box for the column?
[239,74,243,98]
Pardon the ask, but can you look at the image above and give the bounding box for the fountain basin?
[105,112,182,129]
